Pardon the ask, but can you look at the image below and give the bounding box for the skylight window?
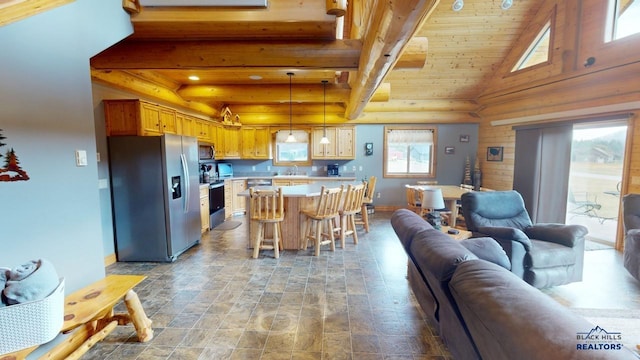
[512,21,551,72]
[606,0,640,42]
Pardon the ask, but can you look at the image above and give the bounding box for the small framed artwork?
[444,146,455,155]
[459,135,470,143]
[487,146,504,161]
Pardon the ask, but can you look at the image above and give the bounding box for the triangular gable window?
[511,21,551,72]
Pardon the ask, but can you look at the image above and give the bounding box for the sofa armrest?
[477,226,531,250]
[524,223,588,248]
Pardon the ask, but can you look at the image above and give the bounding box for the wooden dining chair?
[334,183,367,248]
[301,185,344,256]
[249,187,285,259]
[405,184,426,215]
[357,176,376,233]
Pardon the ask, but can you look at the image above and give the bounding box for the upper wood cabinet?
[241,126,272,159]
[105,99,192,137]
[216,126,241,159]
[311,126,355,159]
[193,118,211,142]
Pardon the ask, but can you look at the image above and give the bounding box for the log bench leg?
[124,289,153,342]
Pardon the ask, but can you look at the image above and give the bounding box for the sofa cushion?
[391,209,433,252]
[449,259,635,360]
[460,237,511,270]
[410,229,478,282]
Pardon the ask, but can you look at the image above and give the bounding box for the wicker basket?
[0,278,65,355]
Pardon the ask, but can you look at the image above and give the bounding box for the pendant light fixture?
[285,72,296,143]
[319,80,330,144]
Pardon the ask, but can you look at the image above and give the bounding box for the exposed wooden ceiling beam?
[0,0,73,27]
[394,37,428,69]
[91,40,362,70]
[364,99,479,112]
[345,0,439,120]
[178,84,351,104]
[128,0,336,40]
[91,69,220,116]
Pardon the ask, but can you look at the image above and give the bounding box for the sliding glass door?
[566,122,627,245]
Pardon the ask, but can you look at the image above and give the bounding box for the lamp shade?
[421,189,445,210]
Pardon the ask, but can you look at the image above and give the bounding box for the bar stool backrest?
[249,187,284,221]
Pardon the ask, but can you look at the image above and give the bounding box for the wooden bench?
[1,275,153,360]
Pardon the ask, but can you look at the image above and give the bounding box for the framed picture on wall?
[444,146,455,155]
[459,135,470,142]
[487,146,504,161]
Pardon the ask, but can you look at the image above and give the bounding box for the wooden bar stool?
[301,185,344,256]
[357,176,376,232]
[335,183,367,247]
[249,187,285,259]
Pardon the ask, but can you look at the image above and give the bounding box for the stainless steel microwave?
[198,145,215,160]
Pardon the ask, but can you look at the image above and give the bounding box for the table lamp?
[422,188,445,229]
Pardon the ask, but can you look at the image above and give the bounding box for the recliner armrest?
[627,229,640,238]
[524,223,588,248]
[477,226,531,250]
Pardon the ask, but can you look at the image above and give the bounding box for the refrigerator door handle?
[180,153,189,213]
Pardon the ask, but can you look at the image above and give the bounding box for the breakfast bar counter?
[238,181,359,250]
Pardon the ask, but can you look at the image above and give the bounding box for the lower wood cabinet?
[224,179,246,218]
[199,186,209,233]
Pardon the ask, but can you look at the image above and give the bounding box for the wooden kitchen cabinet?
[199,186,209,233]
[139,101,177,135]
[224,179,246,218]
[193,118,211,142]
[241,126,271,159]
[178,113,194,137]
[311,126,355,159]
[218,126,241,159]
[104,99,184,137]
[224,179,232,218]
[232,179,246,214]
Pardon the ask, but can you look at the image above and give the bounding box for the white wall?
[0,0,132,292]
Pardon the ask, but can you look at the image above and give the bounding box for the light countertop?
[238,181,362,198]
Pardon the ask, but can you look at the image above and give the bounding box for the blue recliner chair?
[623,193,640,282]
[461,190,588,288]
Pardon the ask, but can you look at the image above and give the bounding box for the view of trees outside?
[387,144,432,174]
[566,125,627,243]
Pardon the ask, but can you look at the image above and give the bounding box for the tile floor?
[86,211,640,360]
[90,212,450,360]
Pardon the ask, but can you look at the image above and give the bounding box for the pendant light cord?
[288,72,293,135]
[322,80,327,137]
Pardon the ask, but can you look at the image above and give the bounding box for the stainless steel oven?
[209,180,225,229]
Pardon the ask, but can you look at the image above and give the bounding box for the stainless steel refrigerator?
[108,134,201,262]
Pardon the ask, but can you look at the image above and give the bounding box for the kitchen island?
[238,181,360,251]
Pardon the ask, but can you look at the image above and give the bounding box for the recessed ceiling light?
[188,75,200,81]
[249,75,262,80]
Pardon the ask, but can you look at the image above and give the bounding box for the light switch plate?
[75,150,88,167]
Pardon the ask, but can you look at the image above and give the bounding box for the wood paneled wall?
[477,122,515,191]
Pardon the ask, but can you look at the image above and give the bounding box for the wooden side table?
[441,226,472,240]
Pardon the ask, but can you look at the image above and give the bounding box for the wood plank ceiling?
[89,0,542,124]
